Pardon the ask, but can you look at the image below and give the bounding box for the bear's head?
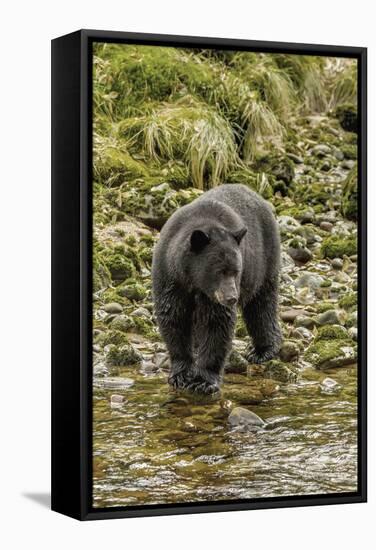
[187,225,247,307]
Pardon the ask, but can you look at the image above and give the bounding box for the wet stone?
[228,407,266,429]
[279,341,300,362]
[103,302,123,314]
[94,377,135,390]
[319,378,341,394]
[316,309,346,326]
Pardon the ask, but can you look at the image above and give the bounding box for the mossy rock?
[316,325,349,340]
[338,291,357,311]
[93,257,111,292]
[341,164,357,221]
[106,343,143,366]
[321,234,357,259]
[254,153,295,186]
[120,180,202,229]
[96,329,130,347]
[305,338,357,369]
[105,253,136,282]
[263,360,298,383]
[117,280,147,302]
[94,145,149,186]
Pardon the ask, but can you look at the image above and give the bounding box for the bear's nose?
[226,296,237,306]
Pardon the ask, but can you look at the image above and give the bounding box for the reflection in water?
[92,365,357,507]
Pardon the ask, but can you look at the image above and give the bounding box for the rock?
[93,363,109,377]
[132,306,152,319]
[94,377,135,389]
[110,394,124,407]
[103,302,123,314]
[118,281,147,301]
[294,273,324,290]
[341,159,356,170]
[316,324,349,340]
[281,309,306,323]
[305,339,357,369]
[348,327,358,341]
[316,309,346,326]
[141,359,158,373]
[331,258,343,270]
[321,160,332,172]
[264,360,298,383]
[320,221,333,232]
[287,238,313,264]
[294,315,316,329]
[278,215,301,236]
[287,153,304,164]
[321,234,357,259]
[280,251,295,272]
[319,378,341,394]
[93,344,101,353]
[291,326,314,341]
[311,144,332,157]
[348,310,357,327]
[106,344,143,366]
[228,407,266,429]
[226,350,248,373]
[279,340,300,362]
[155,352,170,370]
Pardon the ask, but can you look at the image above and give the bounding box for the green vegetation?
[321,234,357,259]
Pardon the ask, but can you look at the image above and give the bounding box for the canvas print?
[92,43,358,508]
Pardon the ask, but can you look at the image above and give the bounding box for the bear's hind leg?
[187,296,236,394]
[242,279,282,364]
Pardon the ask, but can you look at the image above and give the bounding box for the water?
[92,363,357,507]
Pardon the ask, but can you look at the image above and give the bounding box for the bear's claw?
[246,346,278,364]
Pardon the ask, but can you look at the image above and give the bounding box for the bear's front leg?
[154,286,194,390]
[187,297,236,394]
[242,278,282,363]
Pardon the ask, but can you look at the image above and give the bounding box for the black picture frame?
[51,29,367,521]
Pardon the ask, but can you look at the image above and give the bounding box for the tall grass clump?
[272,54,328,112]
[119,96,239,190]
[328,60,357,109]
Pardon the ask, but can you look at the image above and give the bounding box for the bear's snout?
[214,277,239,307]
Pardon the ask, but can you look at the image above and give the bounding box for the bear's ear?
[233,226,247,244]
[190,229,210,253]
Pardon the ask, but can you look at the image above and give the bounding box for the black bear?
[152,184,281,394]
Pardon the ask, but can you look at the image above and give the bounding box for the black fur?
[151,184,281,394]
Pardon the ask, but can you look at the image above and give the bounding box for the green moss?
[341,144,357,160]
[321,235,357,259]
[105,253,136,282]
[315,302,337,313]
[264,360,298,383]
[106,343,142,366]
[117,280,147,302]
[96,329,130,347]
[305,338,357,369]
[254,153,295,186]
[341,164,357,221]
[316,325,349,340]
[111,315,135,332]
[94,140,149,186]
[338,291,357,311]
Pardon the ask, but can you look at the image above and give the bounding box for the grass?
[118,96,239,189]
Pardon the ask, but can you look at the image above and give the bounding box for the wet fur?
[152,184,282,394]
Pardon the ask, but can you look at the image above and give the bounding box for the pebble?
[312,144,332,157]
[279,341,300,362]
[320,221,333,232]
[348,327,358,341]
[103,302,123,314]
[281,309,306,323]
[94,377,135,390]
[331,258,343,270]
[316,309,346,326]
[110,394,124,408]
[228,407,266,429]
[320,378,341,394]
[294,315,316,329]
[292,326,314,341]
[294,273,324,290]
[132,307,152,318]
[287,245,313,264]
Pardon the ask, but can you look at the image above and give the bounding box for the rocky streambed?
[92,113,358,507]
